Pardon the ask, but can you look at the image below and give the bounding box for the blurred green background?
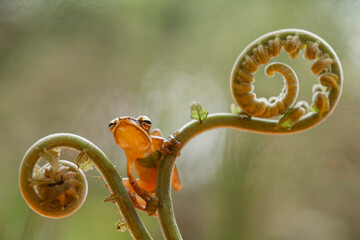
[1,0,359,239]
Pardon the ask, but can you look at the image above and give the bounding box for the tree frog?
[108,115,182,215]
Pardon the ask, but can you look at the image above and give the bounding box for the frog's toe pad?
[161,136,181,156]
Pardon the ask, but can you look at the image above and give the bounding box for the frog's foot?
[144,196,160,216]
[124,177,160,216]
[161,136,181,156]
[127,188,159,216]
[128,191,146,212]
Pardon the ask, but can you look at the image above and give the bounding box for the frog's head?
[108,116,152,152]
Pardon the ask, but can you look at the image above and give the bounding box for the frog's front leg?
[151,133,182,191]
[151,129,181,156]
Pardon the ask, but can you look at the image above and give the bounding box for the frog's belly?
[134,162,158,192]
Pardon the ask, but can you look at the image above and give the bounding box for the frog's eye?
[108,119,118,130]
[138,116,152,131]
[143,120,152,125]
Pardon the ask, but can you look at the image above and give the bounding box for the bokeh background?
[1,0,359,239]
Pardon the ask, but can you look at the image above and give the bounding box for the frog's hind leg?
[126,161,160,216]
[122,178,147,212]
[171,164,182,191]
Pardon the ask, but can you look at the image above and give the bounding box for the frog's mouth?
[109,116,145,132]
[109,116,151,151]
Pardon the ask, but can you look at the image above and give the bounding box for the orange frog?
[108,116,181,215]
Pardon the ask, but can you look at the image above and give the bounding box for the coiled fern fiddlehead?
[19,29,342,240]
[19,134,152,239]
[230,29,341,129]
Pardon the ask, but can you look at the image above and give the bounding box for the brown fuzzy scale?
[270,104,280,116]
[284,35,301,54]
[233,81,253,94]
[277,101,309,128]
[319,72,339,91]
[305,41,320,60]
[262,105,273,118]
[236,69,254,83]
[242,56,258,73]
[289,107,306,122]
[275,100,286,114]
[244,100,260,113]
[253,44,270,65]
[267,37,282,57]
[311,54,333,75]
[235,92,255,105]
[289,47,301,59]
[253,100,267,116]
[312,91,330,118]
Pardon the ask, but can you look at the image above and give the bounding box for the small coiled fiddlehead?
[19,133,152,239]
[20,144,88,219]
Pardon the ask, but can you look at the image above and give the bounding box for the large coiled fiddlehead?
[230,29,342,131]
